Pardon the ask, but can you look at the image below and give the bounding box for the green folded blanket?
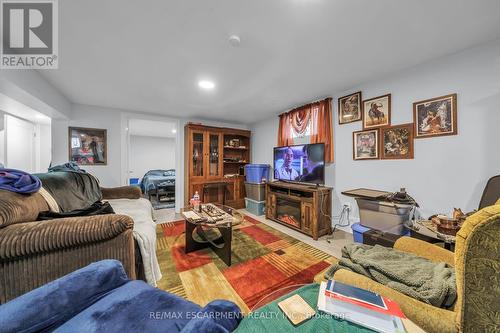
[325,243,456,308]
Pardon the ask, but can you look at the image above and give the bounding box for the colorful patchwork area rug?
[156,215,336,313]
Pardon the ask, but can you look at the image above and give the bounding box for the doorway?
[127,118,178,221]
[0,113,51,173]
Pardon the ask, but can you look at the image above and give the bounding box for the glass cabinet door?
[208,133,221,178]
[192,132,204,177]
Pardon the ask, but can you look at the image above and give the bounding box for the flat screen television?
[273,143,325,185]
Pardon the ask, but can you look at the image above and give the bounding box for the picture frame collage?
[338,92,457,160]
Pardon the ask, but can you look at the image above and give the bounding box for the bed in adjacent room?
[140,169,175,209]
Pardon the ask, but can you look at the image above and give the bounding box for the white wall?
[4,115,36,172]
[0,70,66,173]
[37,124,52,172]
[251,39,500,231]
[0,113,51,172]
[129,135,176,180]
[52,104,123,186]
[251,117,279,167]
[0,114,4,165]
[52,105,248,212]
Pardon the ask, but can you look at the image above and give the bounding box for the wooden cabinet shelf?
[185,123,251,209]
[223,146,249,150]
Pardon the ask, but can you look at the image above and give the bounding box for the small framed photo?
[413,94,457,138]
[363,94,391,129]
[353,129,379,160]
[380,124,414,160]
[68,127,107,165]
[338,91,362,124]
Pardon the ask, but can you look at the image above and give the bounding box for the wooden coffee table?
[181,204,243,266]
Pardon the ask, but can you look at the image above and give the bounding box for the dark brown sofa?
[0,186,141,304]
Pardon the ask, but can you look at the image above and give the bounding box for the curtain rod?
[281,97,332,115]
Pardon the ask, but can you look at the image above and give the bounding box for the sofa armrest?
[101,186,142,200]
[0,214,134,260]
[394,236,455,267]
[0,260,129,333]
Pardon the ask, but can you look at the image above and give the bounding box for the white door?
[5,115,35,172]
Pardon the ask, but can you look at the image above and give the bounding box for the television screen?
[273,143,325,184]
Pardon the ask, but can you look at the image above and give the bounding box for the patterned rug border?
[155,215,335,313]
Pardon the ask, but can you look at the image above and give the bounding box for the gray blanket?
[326,243,456,308]
[35,172,102,212]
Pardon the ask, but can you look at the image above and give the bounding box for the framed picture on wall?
[68,127,107,165]
[353,129,379,160]
[380,123,414,159]
[362,94,391,129]
[338,91,362,124]
[413,93,457,138]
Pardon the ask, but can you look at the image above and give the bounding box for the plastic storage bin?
[245,164,271,184]
[129,178,140,186]
[245,182,266,201]
[245,197,266,216]
[355,198,413,235]
[351,223,371,243]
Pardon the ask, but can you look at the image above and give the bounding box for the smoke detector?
[228,35,241,47]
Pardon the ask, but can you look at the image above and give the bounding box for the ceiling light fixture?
[228,35,241,47]
[198,80,215,90]
[172,129,177,134]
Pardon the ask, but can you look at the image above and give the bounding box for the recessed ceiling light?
[172,129,177,134]
[198,80,215,90]
[228,35,241,47]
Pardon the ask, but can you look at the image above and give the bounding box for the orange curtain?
[290,108,311,136]
[278,97,333,162]
[311,98,334,162]
[277,113,293,147]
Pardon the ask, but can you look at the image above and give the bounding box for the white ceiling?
[39,0,500,124]
[0,93,52,125]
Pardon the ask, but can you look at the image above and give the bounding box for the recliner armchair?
[317,202,500,333]
[478,175,500,209]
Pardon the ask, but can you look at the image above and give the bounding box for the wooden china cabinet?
[184,123,251,209]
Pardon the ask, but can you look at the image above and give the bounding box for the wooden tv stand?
[265,181,332,240]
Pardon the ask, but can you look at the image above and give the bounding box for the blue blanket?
[0,168,41,194]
